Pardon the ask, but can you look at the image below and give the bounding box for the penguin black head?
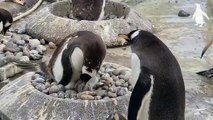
[118,29,141,44]
[0,8,13,35]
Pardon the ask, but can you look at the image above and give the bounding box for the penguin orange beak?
[118,34,129,45]
[201,39,213,58]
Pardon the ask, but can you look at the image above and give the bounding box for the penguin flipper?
[128,67,152,120]
[201,11,209,20]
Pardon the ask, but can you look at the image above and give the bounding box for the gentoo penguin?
[47,31,106,90]
[192,3,209,27]
[72,0,106,21]
[0,8,13,35]
[5,0,26,5]
[119,30,185,120]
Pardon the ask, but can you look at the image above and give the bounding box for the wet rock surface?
[178,10,190,17]
[31,63,132,100]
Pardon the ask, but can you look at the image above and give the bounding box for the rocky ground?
[0,0,213,119]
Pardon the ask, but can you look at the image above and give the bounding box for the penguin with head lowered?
[72,0,106,21]
[119,30,185,120]
[0,8,13,35]
[45,31,106,90]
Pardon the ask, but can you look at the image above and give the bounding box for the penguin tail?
[196,68,213,78]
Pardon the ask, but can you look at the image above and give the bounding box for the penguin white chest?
[194,10,204,24]
[52,44,69,83]
[70,47,84,81]
[131,53,141,87]
[137,75,154,120]
[0,21,3,32]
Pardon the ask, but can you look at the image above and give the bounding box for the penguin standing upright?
[0,8,13,35]
[72,0,106,21]
[119,30,185,120]
[47,31,106,90]
[192,3,209,27]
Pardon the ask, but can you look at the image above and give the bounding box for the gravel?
[31,63,132,100]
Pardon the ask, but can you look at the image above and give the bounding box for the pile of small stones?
[0,32,56,63]
[31,63,133,100]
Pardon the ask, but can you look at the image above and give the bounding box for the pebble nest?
[31,63,133,100]
[0,32,56,65]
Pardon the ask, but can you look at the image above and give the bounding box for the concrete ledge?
[0,63,23,81]
[26,1,153,47]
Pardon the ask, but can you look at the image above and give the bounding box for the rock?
[58,91,65,98]
[119,79,125,84]
[123,74,130,81]
[108,92,117,98]
[5,51,14,58]
[0,53,5,60]
[115,81,122,86]
[58,84,66,91]
[42,88,49,94]
[0,44,6,53]
[16,40,26,46]
[11,34,22,42]
[51,82,57,86]
[50,93,58,97]
[178,10,190,17]
[120,70,126,75]
[117,87,128,96]
[102,85,109,90]
[48,42,56,49]
[4,42,21,52]
[119,75,125,79]
[101,73,110,80]
[112,76,119,81]
[40,39,46,45]
[31,81,38,87]
[49,85,60,94]
[105,78,114,86]
[34,77,45,84]
[80,91,97,96]
[112,69,120,76]
[29,50,42,60]
[22,47,30,57]
[80,94,95,100]
[121,82,128,87]
[21,34,31,40]
[32,73,41,80]
[96,90,107,97]
[1,38,9,44]
[35,84,46,92]
[95,96,101,100]
[19,56,30,62]
[29,39,41,49]
[65,90,77,98]
[36,45,46,55]
[45,82,51,88]
[15,52,23,58]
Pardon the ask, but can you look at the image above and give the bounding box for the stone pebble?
[0,32,49,62]
[31,63,132,100]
